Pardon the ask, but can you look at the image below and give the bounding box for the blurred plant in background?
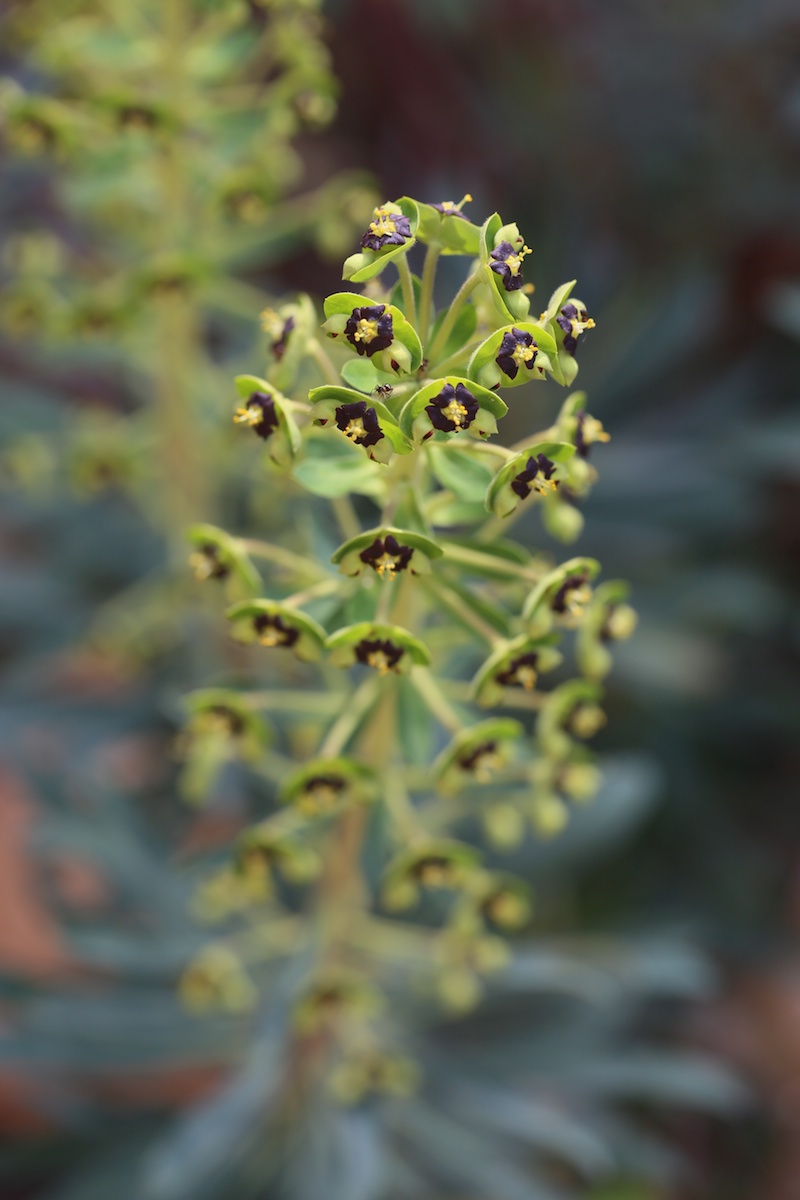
[2,0,793,1196]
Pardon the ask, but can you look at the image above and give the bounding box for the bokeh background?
[1,0,799,1197]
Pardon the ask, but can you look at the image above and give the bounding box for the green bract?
[576,580,638,680]
[537,679,606,761]
[279,757,376,815]
[308,385,412,464]
[178,688,271,805]
[322,292,423,375]
[331,527,442,578]
[480,212,532,323]
[233,374,301,467]
[467,321,558,390]
[522,556,602,631]
[415,199,481,256]
[342,197,419,282]
[381,840,481,912]
[326,622,431,674]
[226,598,327,662]
[433,718,524,792]
[470,634,563,708]
[486,441,576,518]
[187,522,261,598]
[399,376,507,443]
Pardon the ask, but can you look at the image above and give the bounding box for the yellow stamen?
[343,418,366,441]
[367,649,393,674]
[511,343,536,366]
[374,552,401,577]
[368,206,399,237]
[532,476,558,496]
[353,318,379,344]
[189,550,214,580]
[506,244,532,276]
[233,404,263,427]
[511,664,538,690]
[442,399,470,428]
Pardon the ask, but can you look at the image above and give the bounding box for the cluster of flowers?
[180,195,634,1098]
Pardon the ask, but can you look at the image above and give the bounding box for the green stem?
[418,243,441,346]
[428,337,482,376]
[396,254,417,329]
[332,494,361,542]
[428,266,483,362]
[318,675,381,758]
[422,578,501,646]
[284,578,344,608]
[307,338,340,386]
[409,667,464,734]
[239,538,327,580]
[441,542,543,581]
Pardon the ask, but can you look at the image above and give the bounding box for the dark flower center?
[355,637,405,674]
[271,315,295,361]
[360,205,412,251]
[510,453,558,499]
[343,305,394,358]
[359,535,414,577]
[205,705,246,737]
[411,855,454,886]
[425,382,479,433]
[234,390,280,440]
[573,409,610,458]
[458,740,500,779]
[190,543,230,581]
[551,574,592,619]
[495,652,539,690]
[489,240,532,292]
[334,401,384,447]
[556,303,595,356]
[495,327,538,380]
[253,613,299,648]
[297,775,346,813]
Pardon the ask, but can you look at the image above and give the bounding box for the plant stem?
[428,337,482,376]
[318,674,380,758]
[332,494,361,542]
[409,667,464,734]
[239,538,327,580]
[441,542,543,581]
[307,338,340,386]
[396,254,417,329]
[422,578,501,646]
[284,578,343,608]
[418,243,441,346]
[428,266,483,362]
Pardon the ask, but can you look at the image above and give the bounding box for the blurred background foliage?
[0,0,798,1198]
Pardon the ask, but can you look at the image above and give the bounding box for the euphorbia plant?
[183,194,637,1092]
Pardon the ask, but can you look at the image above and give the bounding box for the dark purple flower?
[551,573,592,619]
[573,409,610,458]
[271,315,295,362]
[458,740,500,777]
[425,382,479,433]
[190,542,230,582]
[360,205,412,251]
[359,535,414,578]
[431,192,472,220]
[510,453,559,499]
[344,305,394,358]
[253,613,299,648]
[489,240,531,292]
[410,854,455,885]
[354,638,405,675]
[233,391,280,440]
[495,327,538,380]
[334,401,384,448]
[206,705,246,736]
[556,303,595,356]
[495,652,539,691]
